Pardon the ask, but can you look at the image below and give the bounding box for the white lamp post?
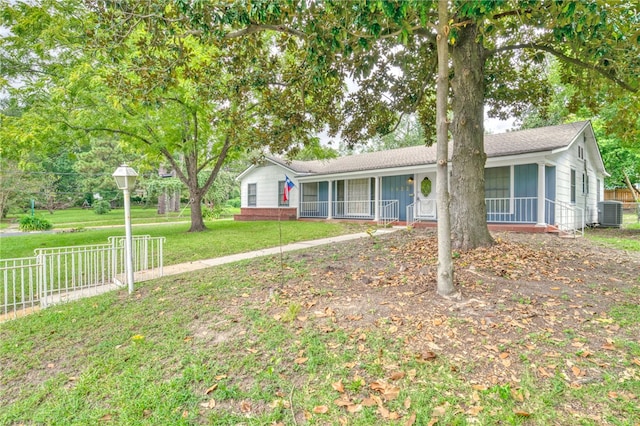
[112,164,138,294]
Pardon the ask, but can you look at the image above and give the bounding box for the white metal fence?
[546,199,584,237]
[407,199,437,227]
[299,201,329,218]
[1,257,40,320]
[1,235,164,322]
[379,200,399,226]
[299,200,399,225]
[485,197,537,223]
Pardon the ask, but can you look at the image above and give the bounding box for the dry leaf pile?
[251,229,640,423]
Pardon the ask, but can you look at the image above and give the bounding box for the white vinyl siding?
[239,163,298,208]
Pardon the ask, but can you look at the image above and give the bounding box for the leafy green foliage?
[18,215,52,231]
[201,204,225,220]
[92,200,111,215]
[73,138,127,203]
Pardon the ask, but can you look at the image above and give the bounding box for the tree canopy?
[1,0,345,231]
[207,0,638,248]
[2,0,638,238]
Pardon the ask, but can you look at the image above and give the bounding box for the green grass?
[2,207,195,229]
[585,213,640,252]
[586,233,640,252]
[0,220,363,264]
[2,258,638,425]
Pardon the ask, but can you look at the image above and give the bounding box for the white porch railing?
[300,196,585,237]
[407,199,437,227]
[299,201,329,218]
[1,235,165,322]
[485,197,537,223]
[546,199,584,237]
[332,200,376,219]
[379,200,399,226]
[299,200,399,225]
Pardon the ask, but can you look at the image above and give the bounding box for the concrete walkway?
[1,228,403,321]
[156,228,401,278]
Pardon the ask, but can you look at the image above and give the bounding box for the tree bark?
[623,170,640,202]
[435,0,455,296]
[450,23,494,250]
[188,192,206,232]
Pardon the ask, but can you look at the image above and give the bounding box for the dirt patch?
[250,227,640,386]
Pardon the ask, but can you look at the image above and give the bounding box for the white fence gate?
[1,235,164,322]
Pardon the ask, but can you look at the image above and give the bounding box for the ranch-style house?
[235,121,607,234]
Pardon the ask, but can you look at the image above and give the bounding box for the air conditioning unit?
[598,201,623,228]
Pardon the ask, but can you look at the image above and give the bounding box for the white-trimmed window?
[570,169,576,203]
[301,182,318,214]
[248,183,257,207]
[302,182,318,203]
[485,166,511,212]
[346,178,370,215]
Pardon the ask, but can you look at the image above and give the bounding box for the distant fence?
[605,188,639,208]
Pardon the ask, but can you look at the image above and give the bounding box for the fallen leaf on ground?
[334,396,351,407]
[416,351,437,362]
[405,412,417,426]
[389,371,405,381]
[313,405,329,414]
[346,404,362,413]
[467,406,483,416]
[200,399,216,409]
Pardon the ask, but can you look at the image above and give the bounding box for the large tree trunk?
[188,191,206,232]
[450,23,494,250]
[435,0,454,296]
[184,149,208,233]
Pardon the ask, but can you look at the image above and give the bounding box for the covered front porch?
[298,196,584,235]
[297,174,414,226]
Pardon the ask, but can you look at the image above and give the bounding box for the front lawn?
[1,230,638,425]
[0,220,364,265]
[2,207,193,229]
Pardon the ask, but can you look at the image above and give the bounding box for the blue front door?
[381,175,413,221]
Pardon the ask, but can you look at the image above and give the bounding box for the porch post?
[536,162,546,227]
[327,179,333,219]
[374,177,380,221]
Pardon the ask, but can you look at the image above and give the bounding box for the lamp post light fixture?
[112,164,138,294]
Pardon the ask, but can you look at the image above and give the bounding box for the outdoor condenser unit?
[598,201,623,228]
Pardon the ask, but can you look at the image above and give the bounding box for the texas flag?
[283,175,295,202]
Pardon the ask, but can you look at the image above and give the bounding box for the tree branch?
[224,24,306,39]
[159,146,189,185]
[200,133,233,195]
[60,122,155,146]
[490,43,637,93]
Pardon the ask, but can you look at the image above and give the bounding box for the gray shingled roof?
[270,121,589,176]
